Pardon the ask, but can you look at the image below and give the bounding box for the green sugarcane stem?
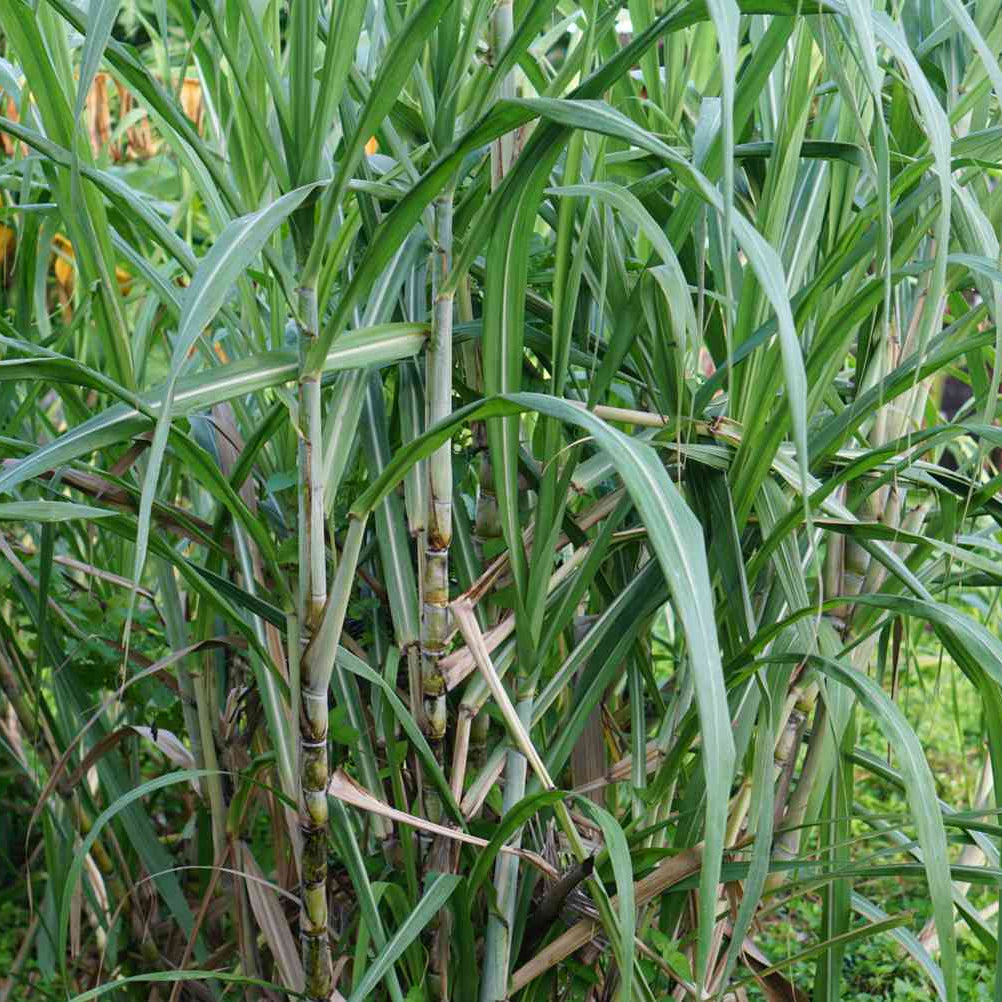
[469,444,503,789]
[423,189,457,1002]
[406,643,424,736]
[840,487,875,634]
[725,780,754,846]
[840,329,900,617]
[469,703,490,770]
[422,189,455,821]
[428,196,454,518]
[824,486,848,627]
[861,484,901,596]
[489,0,517,186]
[461,745,506,818]
[462,274,500,589]
[480,9,536,989]
[299,311,327,627]
[725,682,812,847]
[303,516,366,692]
[302,516,390,841]
[400,360,428,539]
[296,281,333,1001]
[782,693,826,832]
[473,447,501,554]
[480,695,532,1002]
[863,359,930,595]
[767,694,826,892]
[299,670,331,999]
[470,0,517,573]
[473,0,520,575]
[321,368,369,516]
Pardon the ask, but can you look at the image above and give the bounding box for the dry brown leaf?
[70,871,82,957]
[131,726,198,783]
[572,741,664,796]
[240,843,305,993]
[328,769,559,879]
[180,78,203,130]
[740,938,810,1002]
[451,599,555,788]
[86,73,112,155]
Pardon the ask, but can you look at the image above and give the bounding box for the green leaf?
[0,324,425,496]
[335,646,464,825]
[58,769,218,982]
[128,184,323,640]
[74,0,121,123]
[0,501,115,522]
[572,797,635,1001]
[353,390,734,955]
[347,873,462,1002]
[64,970,304,1002]
[759,653,956,1000]
[468,789,565,897]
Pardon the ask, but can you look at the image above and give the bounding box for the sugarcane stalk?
[489,0,518,186]
[191,647,228,855]
[461,745,507,818]
[421,188,455,825]
[824,490,848,630]
[481,696,532,1001]
[420,184,457,1002]
[399,355,428,744]
[460,274,497,727]
[296,282,333,1002]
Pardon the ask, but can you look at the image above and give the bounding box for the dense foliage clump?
[2,1,1002,1000]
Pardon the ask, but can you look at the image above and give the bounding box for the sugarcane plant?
[5,0,1002,1000]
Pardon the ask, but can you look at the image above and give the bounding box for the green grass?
[747,639,998,1000]
[752,899,996,1002]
